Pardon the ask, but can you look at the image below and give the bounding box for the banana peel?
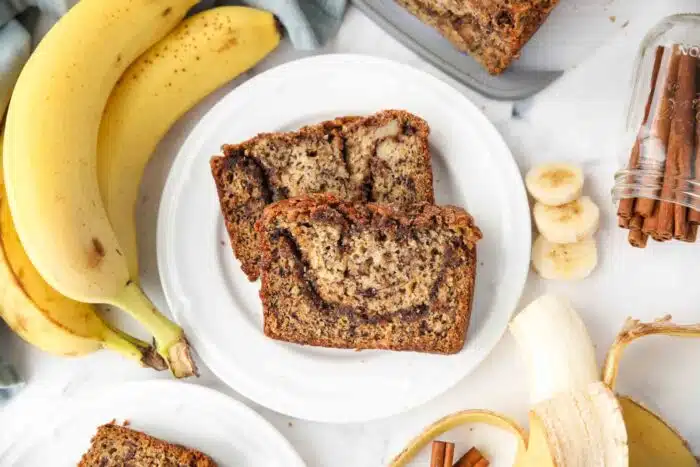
[389,308,699,466]
[620,397,698,467]
[603,316,700,467]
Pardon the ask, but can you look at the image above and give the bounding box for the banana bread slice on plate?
[210,109,433,281]
[256,194,482,353]
[79,423,216,466]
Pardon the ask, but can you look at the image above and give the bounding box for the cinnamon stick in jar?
[629,214,644,231]
[634,46,681,219]
[659,53,698,240]
[689,71,700,225]
[629,228,649,248]
[618,46,666,221]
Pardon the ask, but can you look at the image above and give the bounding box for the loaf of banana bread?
[396,0,560,74]
[78,423,216,466]
[256,195,482,353]
[210,110,434,281]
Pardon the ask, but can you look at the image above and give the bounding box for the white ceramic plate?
[0,381,305,466]
[157,54,531,423]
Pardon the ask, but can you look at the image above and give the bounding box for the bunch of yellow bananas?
[1,0,280,377]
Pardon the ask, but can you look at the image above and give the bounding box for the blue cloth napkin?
[0,356,23,403]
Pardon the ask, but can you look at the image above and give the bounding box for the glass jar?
[613,14,700,246]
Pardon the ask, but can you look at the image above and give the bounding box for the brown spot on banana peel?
[87,238,106,268]
[216,36,239,53]
[161,6,172,17]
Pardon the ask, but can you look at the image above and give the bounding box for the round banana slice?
[534,196,600,244]
[532,235,598,281]
[526,163,584,206]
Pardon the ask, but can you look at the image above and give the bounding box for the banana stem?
[602,315,700,390]
[108,281,197,378]
[102,324,167,371]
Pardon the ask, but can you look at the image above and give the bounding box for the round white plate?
[157,54,531,423]
[0,381,305,466]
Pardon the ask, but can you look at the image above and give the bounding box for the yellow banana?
[3,0,198,377]
[0,135,165,369]
[97,6,280,279]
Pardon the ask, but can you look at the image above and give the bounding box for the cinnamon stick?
[680,223,698,243]
[629,214,644,231]
[454,447,490,467]
[445,443,455,466]
[618,216,630,229]
[629,228,649,248]
[635,46,681,218]
[431,441,446,467]
[689,70,700,224]
[430,441,455,467]
[618,46,665,221]
[642,209,658,235]
[663,53,698,239]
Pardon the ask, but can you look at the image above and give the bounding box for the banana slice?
[526,163,584,206]
[532,235,597,280]
[534,196,600,244]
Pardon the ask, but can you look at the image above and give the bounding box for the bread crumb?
[288,421,293,427]
[621,20,629,28]
[123,420,131,427]
[609,15,616,23]
[220,240,225,246]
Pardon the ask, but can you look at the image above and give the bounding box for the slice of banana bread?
[256,194,482,353]
[210,110,433,281]
[78,424,216,466]
[396,0,560,74]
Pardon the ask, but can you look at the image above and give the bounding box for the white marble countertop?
[2,1,700,466]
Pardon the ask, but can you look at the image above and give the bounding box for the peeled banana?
[0,135,165,369]
[97,6,280,279]
[510,295,628,467]
[509,295,598,404]
[3,0,198,377]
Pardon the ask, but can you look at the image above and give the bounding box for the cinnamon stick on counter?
[454,447,490,467]
[634,46,681,219]
[618,46,665,221]
[430,441,455,467]
[662,53,698,240]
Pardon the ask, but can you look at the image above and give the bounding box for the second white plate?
[0,381,305,466]
[157,54,531,423]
